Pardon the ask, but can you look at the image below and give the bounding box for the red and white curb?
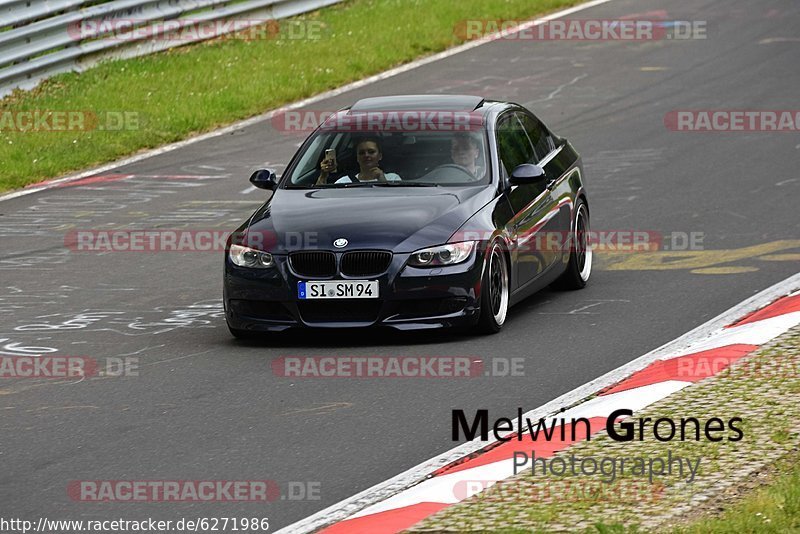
[277,272,800,534]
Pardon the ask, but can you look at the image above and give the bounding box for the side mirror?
[509,163,547,186]
[249,168,279,190]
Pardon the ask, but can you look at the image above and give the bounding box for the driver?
[316,137,401,185]
[450,134,482,177]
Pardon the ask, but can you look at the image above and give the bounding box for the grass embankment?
[673,451,800,533]
[0,0,581,192]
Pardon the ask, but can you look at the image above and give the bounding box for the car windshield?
[284,129,490,188]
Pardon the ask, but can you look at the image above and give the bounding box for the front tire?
[476,241,510,334]
[554,199,591,290]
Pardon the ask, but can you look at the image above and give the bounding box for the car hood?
[247,186,496,253]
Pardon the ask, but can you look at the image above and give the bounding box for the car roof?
[349,94,486,112]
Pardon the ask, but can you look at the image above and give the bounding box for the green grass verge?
[0,0,581,192]
[671,452,800,534]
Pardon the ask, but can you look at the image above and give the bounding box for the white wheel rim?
[488,244,509,325]
[575,204,592,282]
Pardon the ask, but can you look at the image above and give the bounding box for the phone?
[324,149,337,172]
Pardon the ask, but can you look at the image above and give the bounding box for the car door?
[517,110,572,265]
[496,112,561,291]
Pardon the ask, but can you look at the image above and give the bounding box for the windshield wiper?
[371,182,439,187]
[288,183,375,189]
[290,182,439,189]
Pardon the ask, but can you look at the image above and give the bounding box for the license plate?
[298,280,379,299]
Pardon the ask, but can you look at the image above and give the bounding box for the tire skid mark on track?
[10,301,224,337]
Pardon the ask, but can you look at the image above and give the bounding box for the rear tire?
[554,199,591,290]
[476,241,510,334]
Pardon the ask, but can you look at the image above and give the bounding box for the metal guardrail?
[0,0,342,97]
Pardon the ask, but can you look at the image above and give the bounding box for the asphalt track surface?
[1,0,799,529]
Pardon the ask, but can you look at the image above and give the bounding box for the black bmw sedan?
[223,95,590,337]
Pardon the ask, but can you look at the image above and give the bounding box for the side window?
[290,134,327,184]
[496,114,535,176]
[518,112,552,162]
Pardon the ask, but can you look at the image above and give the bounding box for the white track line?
[276,284,800,530]
[0,0,614,204]
[666,312,800,357]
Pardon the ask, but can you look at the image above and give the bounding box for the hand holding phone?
[323,149,337,172]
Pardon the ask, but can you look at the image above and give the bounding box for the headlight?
[408,241,476,267]
[229,244,274,268]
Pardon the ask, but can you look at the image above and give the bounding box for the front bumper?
[223,248,484,332]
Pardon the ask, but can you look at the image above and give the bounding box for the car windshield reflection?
[284,130,490,188]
